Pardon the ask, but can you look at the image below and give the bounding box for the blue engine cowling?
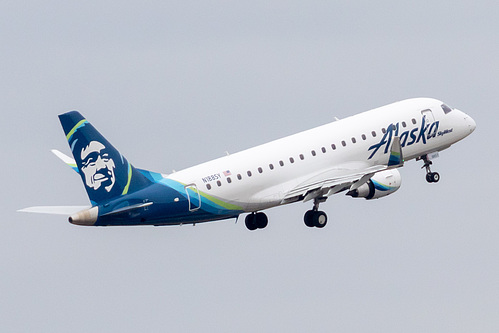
[346,169,401,200]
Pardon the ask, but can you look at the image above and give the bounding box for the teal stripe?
[372,180,392,191]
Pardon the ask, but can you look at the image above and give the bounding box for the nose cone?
[467,115,476,133]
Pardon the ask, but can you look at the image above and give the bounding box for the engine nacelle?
[346,169,402,200]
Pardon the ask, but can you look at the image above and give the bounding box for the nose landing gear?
[421,154,440,183]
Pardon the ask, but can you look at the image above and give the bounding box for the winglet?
[388,136,404,167]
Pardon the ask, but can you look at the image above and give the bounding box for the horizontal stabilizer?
[18,206,91,215]
[52,149,79,173]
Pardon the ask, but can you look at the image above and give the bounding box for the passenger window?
[351,137,356,143]
[381,128,386,134]
[299,154,304,160]
[371,131,377,137]
[247,171,252,177]
[361,134,366,140]
[321,147,326,153]
[269,164,274,170]
[206,184,212,190]
[227,177,232,183]
[402,121,407,128]
[217,180,222,187]
[412,118,417,124]
[258,167,263,173]
[279,160,284,166]
[331,144,336,150]
[341,140,346,147]
[237,174,242,180]
[289,157,295,163]
[311,150,316,156]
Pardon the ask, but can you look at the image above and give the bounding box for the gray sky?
[1,1,497,332]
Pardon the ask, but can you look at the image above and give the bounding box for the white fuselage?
[168,98,475,212]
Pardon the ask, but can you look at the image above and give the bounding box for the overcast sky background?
[1,1,497,332]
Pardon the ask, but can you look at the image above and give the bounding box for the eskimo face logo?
[80,141,116,192]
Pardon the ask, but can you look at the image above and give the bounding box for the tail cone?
[69,206,99,226]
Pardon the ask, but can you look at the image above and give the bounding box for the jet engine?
[346,169,401,200]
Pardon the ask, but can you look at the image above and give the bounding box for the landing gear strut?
[421,154,440,183]
[304,197,328,228]
[245,212,268,230]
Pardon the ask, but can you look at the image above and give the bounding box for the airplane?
[19,98,476,230]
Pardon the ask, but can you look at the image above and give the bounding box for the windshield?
[441,104,453,114]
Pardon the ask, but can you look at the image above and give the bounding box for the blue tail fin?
[59,111,153,205]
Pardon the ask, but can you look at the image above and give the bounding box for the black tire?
[304,210,315,227]
[431,172,440,183]
[313,211,328,228]
[426,173,433,183]
[255,212,268,229]
[245,214,258,231]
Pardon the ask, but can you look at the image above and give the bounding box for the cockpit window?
[441,104,453,114]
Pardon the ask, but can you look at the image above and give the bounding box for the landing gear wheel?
[426,172,440,183]
[421,155,440,184]
[245,212,268,230]
[304,210,315,227]
[255,212,268,229]
[426,173,433,183]
[313,211,328,228]
[304,210,327,228]
[245,214,258,231]
[304,197,328,228]
[431,172,440,183]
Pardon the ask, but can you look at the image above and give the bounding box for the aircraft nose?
[466,115,476,133]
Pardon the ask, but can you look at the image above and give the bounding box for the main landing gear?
[303,197,328,228]
[245,197,329,230]
[245,212,268,231]
[421,154,440,183]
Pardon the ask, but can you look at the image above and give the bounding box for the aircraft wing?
[282,137,404,203]
[282,163,388,203]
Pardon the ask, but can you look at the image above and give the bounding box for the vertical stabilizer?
[59,111,152,205]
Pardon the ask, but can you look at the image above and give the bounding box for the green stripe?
[196,189,243,211]
[122,163,132,195]
[66,119,87,141]
[203,194,242,210]
[178,180,243,211]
